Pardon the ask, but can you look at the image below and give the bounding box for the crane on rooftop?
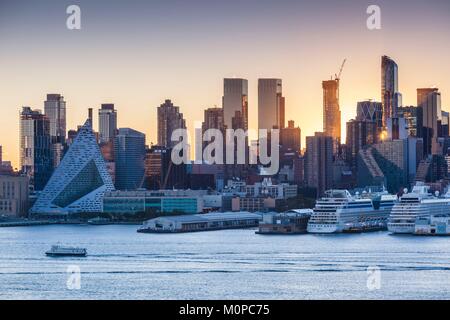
[334,58,347,81]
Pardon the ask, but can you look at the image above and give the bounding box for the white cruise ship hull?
[307,223,341,234]
[387,223,415,234]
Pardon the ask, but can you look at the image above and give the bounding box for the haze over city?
[1,0,450,168]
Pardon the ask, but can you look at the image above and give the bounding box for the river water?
[0,225,449,299]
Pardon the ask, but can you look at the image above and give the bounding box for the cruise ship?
[388,184,450,234]
[307,189,397,234]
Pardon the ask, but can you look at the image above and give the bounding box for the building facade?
[114,128,146,190]
[30,119,115,215]
[322,79,341,152]
[98,104,117,143]
[305,133,333,196]
[381,56,399,127]
[0,174,29,217]
[157,99,186,148]
[258,78,285,131]
[19,107,53,191]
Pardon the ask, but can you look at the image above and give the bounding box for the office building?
[103,189,205,215]
[356,100,383,129]
[30,119,115,215]
[280,120,301,151]
[258,79,285,131]
[322,79,341,152]
[345,119,377,169]
[157,99,186,148]
[114,128,146,190]
[223,78,248,131]
[418,88,441,155]
[19,107,53,191]
[381,56,399,127]
[98,104,117,143]
[398,106,423,138]
[357,138,419,192]
[304,132,333,196]
[44,94,66,143]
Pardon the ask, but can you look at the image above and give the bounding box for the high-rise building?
[398,106,423,138]
[418,88,441,155]
[322,79,341,152]
[441,111,450,137]
[157,99,186,148]
[19,107,53,191]
[356,100,383,127]
[381,56,399,127]
[345,119,377,169]
[144,146,187,190]
[114,128,146,190]
[305,132,333,196]
[44,94,66,143]
[258,79,285,131]
[98,104,118,144]
[30,119,115,215]
[280,120,301,151]
[357,138,418,193]
[201,107,225,157]
[223,78,248,131]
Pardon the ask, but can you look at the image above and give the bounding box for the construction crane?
[335,58,347,81]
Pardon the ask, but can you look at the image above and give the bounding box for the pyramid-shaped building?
[31,119,115,215]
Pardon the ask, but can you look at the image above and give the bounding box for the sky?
[1,0,450,169]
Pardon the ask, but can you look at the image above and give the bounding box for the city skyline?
[2,0,450,168]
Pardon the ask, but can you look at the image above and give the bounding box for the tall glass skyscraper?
[381,56,399,127]
[19,107,53,191]
[222,78,248,131]
[418,88,441,156]
[114,128,146,190]
[258,79,285,131]
[44,94,66,143]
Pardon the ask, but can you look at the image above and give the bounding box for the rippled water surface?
[0,225,449,299]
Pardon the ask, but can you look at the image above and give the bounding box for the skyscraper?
[381,56,399,127]
[30,119,114,215]
[258,79,285,131]
[19,107,53,191]
[418,88,441,155]
[157,99,186,148]
[280,120,301,151]
[356,100,383,129]
[98,104,118,143]
[44,94,66,143]
[223,78,248,131]
[114,128,146,190]
[346,119,377,170]
[201,107,225,154]
[322,79,341,152]
[305,132,333,196]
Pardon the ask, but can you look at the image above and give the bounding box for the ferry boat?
[388,183,450,234]
[414,214,450,236]
[45,245,87,257]
[307,189,397,234]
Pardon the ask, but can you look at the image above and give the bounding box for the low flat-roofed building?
[103,189,204,215]
[138,211,262,233]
